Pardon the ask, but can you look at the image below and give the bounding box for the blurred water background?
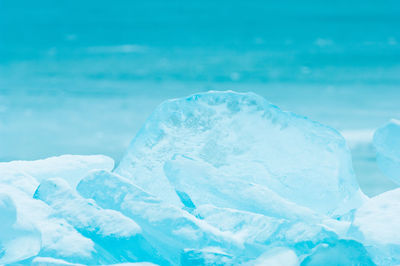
[1,0,400,196]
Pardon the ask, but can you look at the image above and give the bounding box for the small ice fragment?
[193,204,286,245]
[0,192,41,264]
[300,240,374,266]
[181,247,233,265]
[373,119,400,184]
[349,188,400,265]
[244,247,298,266]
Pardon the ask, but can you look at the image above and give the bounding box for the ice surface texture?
[3,91,400,265]
[373,119,400,184]
[0,154,114,194]
[349,188,400,265]
[117,91,364,216]
[0,192,40,264]
[0,155,116,265]
[77,170,245,264]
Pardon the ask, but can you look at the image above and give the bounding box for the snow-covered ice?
[0,154,114,193]
[349,188,400,265]
[0,184,96,264]
[0,192,40,264]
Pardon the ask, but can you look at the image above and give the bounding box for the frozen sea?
[1,0,400,196]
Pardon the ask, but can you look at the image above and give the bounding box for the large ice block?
[116,91,364,216]
[373,119,400,184]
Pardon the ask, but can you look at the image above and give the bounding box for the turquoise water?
[1,0,400,195]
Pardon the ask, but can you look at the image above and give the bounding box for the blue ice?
[2,91,400,265]
[373,119,400,184]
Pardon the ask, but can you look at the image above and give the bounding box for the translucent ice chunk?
[164,155,319,221]
[0,192,40,265]
[32,257,85,266]
[300,240,374,266]
[181,247,233,265]
[0,154,114,191]
[0,184,96,264]
[77,170,243,264]
[0,169,39,196]
[373,119,400,184]
[116,91,364,216]
[34,178,163,264]
[36,217,95,264]
[244,247,298,266]
[193,204,286,246]
[194,204,347,252]
[349,188,400,265]
[34,178,142,238]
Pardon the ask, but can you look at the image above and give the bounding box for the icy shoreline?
[1,91,399,265]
